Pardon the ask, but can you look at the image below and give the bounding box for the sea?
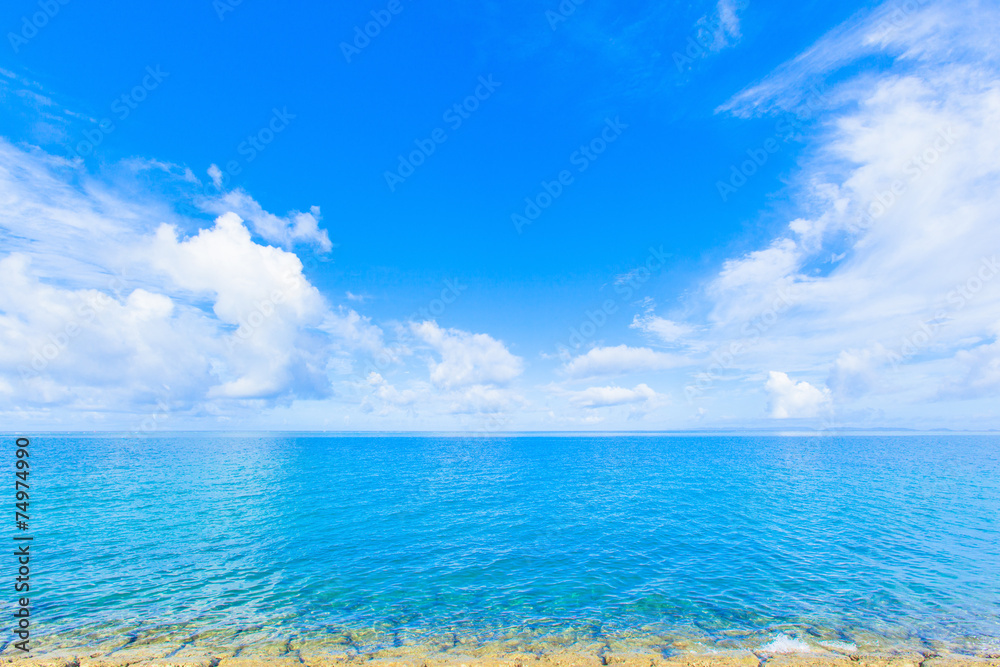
[14,433,1000,658]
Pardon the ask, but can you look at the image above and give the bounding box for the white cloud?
[0,252,220,409]
[4,0,1000,430]
[681,0,746,62]
[567,383,665,408]
[706,239,803,327]
[319,307,389,357]
[410,320,523,389]
[0,139,373,422]
[123,158,200,184]
[562,345,686,378]
[716,0,988,117]
[938,332,1000,399]
[0,138,146,287]
[149,213,324,322]
[364,372,420,413]
[709,0,743,51]
[384,321,530,419]
[147,213,330,399]
[447,384,526,415]
[207,163,224,189]
[713,238,801,295]
[765,371,831,419]
[630,310,694,344]
[827,346,889,400]
[345,291,369,303]
[199,188,332,251]
[0,136,538,429]
[675,0,1000,424]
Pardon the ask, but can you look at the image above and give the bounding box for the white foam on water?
[759,635,814,653]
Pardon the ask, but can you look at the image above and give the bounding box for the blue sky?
[2,0,999,431]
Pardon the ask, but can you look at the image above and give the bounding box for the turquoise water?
[21,434,1000,655]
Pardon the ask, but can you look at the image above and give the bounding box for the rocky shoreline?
[4,649,1000,667]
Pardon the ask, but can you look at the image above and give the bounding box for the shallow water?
[19,434,1000,656]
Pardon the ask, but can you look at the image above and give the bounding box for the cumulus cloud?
[1,211,337,409]
[410,320,523,389]
[5,0,1000,430]
[765,371,831,418]
[0,252,220,410]
[0,135,536,429]
[0,139,376,423]
[562,345,686,378]
[148,213,331,399]
[199,188,332,252]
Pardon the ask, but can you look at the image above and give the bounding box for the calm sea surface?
[19,434,1000,656]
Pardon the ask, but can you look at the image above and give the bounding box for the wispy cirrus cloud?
[704,0,745,51]
[670,0,1000,424]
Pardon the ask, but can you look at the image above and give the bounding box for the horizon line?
[4,428,999,436]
